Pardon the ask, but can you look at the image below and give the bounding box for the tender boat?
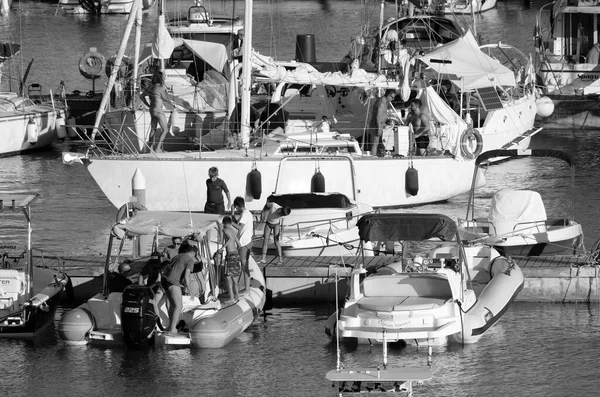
[253,155,373,257]
[56,210,266,348]
[62,0,540,212]
[458,149,584,257]
[534,0,600,129]
[325,213,524,346]
[0,194,69,337]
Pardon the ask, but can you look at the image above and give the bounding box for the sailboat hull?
[81,154,481,211]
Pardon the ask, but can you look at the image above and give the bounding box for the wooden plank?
[326,367,432,382]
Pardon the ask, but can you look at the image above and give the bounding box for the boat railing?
[65,122,225,158]
[256,210,376,243]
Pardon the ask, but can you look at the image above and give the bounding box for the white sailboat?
[61,0,539,213]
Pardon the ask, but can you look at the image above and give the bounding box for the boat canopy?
[267,193,354,209]
[357,213,458,242]
[114,211,222,238]
[419,30,517,89]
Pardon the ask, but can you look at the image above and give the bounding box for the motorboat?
[458,149,584,257]
[325,213,524,346]
[57,0,155,15]
[253,155,374,257]
[0,194,69,337]
[534,0,600,129]
[56,210,266,348]
[435,0,497,15]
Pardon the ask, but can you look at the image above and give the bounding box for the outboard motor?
[121,285,157,349]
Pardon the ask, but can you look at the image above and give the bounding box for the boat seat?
[0,269,25,309]
[362,274,453,298]
[358,296,447,312]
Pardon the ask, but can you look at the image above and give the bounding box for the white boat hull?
[0,103,58,156]
[81,154,481,212]
[438,0,497,15]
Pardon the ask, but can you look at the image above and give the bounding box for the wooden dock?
[32,253,600,304]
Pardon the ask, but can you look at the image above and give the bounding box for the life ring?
[459,127,483,160]
[78,50,106,81]
[115,202,147,224]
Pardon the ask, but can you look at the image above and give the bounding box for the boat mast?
[91,0,142,140]
[240,0,253,148]
[377,0,384,74]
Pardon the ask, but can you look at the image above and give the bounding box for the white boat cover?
[250,51,399,90]
[419,30,517,89]
[151,14,228,72]
[488,189,547,235]
[114,211,222,238]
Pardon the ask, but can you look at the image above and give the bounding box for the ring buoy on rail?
[78,50,106,81]
[459,127,483,160]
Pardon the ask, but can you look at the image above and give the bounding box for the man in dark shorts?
[221,216,241,302]
[204,166,232,214]
[406,99,430,155]
[160,241,195,336]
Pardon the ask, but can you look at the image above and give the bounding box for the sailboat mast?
[91,0,142,140]
[377,0,384,73]
[240,0,253,148]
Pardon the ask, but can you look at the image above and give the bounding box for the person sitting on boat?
[161,241,196,336]
[406,98,431,155]
[259,202,291,265]
[231,196,254,295]
[220,216,241,303]
[107,261,133,293]
[145,70,173,153]
[205,166,232,214]
[161,236,182,263]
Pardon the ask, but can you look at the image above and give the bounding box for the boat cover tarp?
[475,149,574,167]
[357,213,458,242]
[419,30,517,89]
[251,51,399,90]
[422,86,467,158]
[151,14,228,72]
[115,211,222,238]
[267,193,354,209]
[488,189,547,224]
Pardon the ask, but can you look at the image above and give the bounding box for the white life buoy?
[459,127,483,160]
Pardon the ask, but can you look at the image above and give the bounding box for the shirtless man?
[221,216,241,302]
[406,99,431,155]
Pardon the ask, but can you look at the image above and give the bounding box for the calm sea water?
[1,1,599,396]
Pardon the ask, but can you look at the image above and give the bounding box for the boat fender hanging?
[311,170,326,193]
[405,163,419,196]
[66,117,78,139]
[55,111,67,140]
[115,202,147,224]
[246,168,262,200]
[459,127,483,160]
[27,117,39,144]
